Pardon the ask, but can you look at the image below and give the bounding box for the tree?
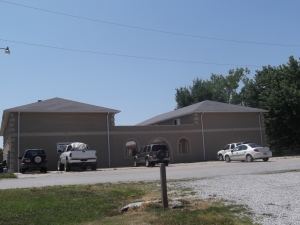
[175,68,249,109]
[242,56,300,154]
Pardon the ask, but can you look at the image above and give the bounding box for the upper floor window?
[179,138,190,154]
[173,118,180,125]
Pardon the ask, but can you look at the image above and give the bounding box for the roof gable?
[4,97,120,113]
[0,98,120,135]
[136,100,268,125]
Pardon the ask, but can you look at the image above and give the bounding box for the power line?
[0,38,262,67]
[1,0,299,48]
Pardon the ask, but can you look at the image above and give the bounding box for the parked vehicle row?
[222,143,272,163]
[18,142,97,174]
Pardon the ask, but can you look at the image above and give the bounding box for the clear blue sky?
[0,0,299,148]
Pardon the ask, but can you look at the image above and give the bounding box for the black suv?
[134,144,170,167]
[19,149,48,173]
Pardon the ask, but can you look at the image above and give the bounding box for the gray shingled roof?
[0,97,120,135]
[136,100,268,125]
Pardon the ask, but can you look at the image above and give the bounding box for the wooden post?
[160,163,168,209]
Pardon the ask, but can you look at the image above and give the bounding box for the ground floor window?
[178,138,190,154]
[125,140,137,157]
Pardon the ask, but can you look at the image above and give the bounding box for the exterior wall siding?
[3,111,266,172]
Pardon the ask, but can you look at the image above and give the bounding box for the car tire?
[134,159,139,167]
[145,158,150,167]
[21,168,26,174]
[64,162,70,172]
[156,150,167,160]
[218,154,224,161]
[34,155,42,164]
[225,155,231,163]
[57,161,64,171]
[82,166,87,171]
[263,158,269,162]
[164,161,169,166]
[246,154,253,162]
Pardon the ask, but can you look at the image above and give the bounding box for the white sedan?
[224,143,272,162]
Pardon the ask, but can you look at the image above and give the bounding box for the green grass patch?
[0,181,258,225]
[0,172,17,180]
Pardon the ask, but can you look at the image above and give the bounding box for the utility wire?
[0,38,262,67]
[1,0,299,47]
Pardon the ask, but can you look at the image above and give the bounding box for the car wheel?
[246,154,253,162]
[82,166,87,171]
[34,155,42,164]
[145,158,150,167]
[219,154,224,161]
[225,155,231,163]
[156,150,167,160]
[21,168,25,174]
[64,162,70,172]
[57,161,64,171]
[134,159,139,167]
[44,168,47,173]
[263,158,269,162]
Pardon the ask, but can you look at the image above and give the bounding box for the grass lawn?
[0,181,259,225]
[0,172,17,180]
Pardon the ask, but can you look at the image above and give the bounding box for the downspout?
[18,112,20,173]
[201,113,206,161]
[107,112,110,167]
[258,112,263,146]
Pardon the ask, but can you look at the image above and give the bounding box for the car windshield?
[152,145,168,151]
[248,143,261,148]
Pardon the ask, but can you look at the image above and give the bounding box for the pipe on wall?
[18,112,20,172]
[259,112,263,146]
[201,113,206,161]
[107,112,110,167]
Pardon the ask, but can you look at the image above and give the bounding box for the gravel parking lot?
[169,164,300,225]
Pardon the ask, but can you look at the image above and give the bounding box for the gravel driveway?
[169,165,300,225]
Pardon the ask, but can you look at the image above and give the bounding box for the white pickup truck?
[57,142,97,171]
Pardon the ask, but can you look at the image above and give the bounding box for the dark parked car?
[134,144,170,167]
[18,149,48,173]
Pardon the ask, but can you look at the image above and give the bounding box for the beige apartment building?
[0,98,268,172]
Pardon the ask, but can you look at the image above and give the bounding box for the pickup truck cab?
[57,142,97,171]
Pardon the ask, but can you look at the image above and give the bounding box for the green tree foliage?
[175,68,249,109]
[243,56,300,154]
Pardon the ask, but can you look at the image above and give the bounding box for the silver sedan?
[224,143,272,162]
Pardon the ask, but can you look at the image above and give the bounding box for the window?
[179,138,190,154]
[125,140,137,157]
[173,118,180,125]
